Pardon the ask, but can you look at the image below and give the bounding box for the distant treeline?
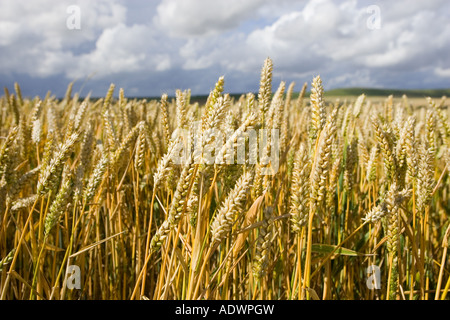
[176,88,450,104]
[82,87,450,104]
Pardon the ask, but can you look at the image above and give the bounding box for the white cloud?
[0,22,21,48]
[435,68,450,78]
[0,0,126,48]
[177,0,450,88]
[0,0,173,81]
[0,0,128,76]
[0,0,449,96]
[155,0,269,37]
[67,23,171,78]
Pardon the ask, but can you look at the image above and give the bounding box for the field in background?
[0,58,449,300]
[125,88,450,107]
[324,88,450,98]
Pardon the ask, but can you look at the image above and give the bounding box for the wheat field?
[0,58,449,300]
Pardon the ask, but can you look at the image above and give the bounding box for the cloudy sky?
[1,0,450,98]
